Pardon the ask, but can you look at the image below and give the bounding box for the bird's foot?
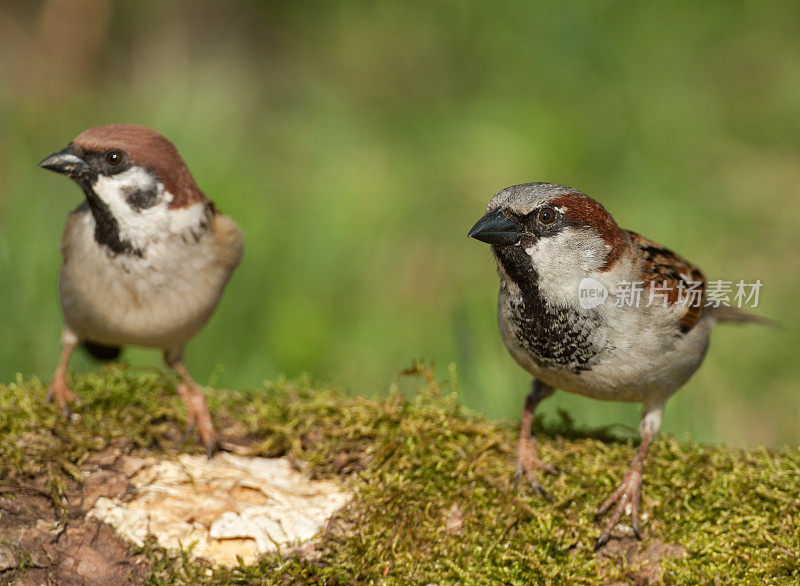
[179,384,217,458]
[594,467,643,550]
[46,374,81,418]
[514,437,563,501]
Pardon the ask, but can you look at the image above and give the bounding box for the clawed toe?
[532,481,553,502]
[47,376,81,418]
[544,463,565,476]
[514,458,562,500]
[204,438,218,459]
[177,383,217,457]
[594,470,643,550]
[181,418,217,458]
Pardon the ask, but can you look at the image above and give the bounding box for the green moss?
[1,363,798,584]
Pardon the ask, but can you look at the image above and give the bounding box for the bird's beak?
[38,146,88,178]
[468,207,524,245]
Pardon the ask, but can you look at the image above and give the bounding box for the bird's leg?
[594,402,664,550]
[515,379,559,499]
[165,350,217,457]
[47,328,80,416]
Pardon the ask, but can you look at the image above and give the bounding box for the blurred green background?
[1,1,798,446]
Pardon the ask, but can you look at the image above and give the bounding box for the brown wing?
[627,230,706,332]
[209,209,245,272]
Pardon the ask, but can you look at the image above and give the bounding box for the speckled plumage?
[469,181,766,548]
[493,245,601,373]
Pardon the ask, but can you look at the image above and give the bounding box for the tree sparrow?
[468,182,768,548]
[39,125,244,455]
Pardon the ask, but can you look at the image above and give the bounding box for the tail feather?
[82,341,122,361]
[706,306,776,327]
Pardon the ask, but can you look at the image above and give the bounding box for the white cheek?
[92,167,164,209]
[523,229,609,306]
[92,168,170,244]
[524,229,607,272]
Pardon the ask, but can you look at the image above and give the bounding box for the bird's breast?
[58,210,237,350]
[498,280,603,374]
[497,283,712,403]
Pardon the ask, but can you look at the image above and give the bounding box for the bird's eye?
[538,207,557,225]
[105,150,124,166]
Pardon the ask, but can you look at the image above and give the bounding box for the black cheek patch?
[123,184,160,211]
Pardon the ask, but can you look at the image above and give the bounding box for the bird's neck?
[78,180,144,257]
[493,245,601,372]
[493,245,548,310]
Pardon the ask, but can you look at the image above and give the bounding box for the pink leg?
[47,328,80,416]
[515,379,561,499]
[594,403,664,550]
[165,350,217,457]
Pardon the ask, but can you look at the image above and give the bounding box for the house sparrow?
[39,124,244,455]
[468,182,768,548]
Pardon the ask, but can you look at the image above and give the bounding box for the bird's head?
[39,125,209,254]
[39,124,206,212]
[469,183,629,294]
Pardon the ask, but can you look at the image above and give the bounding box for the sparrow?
[39,124,244,455]
[468,182,768,549]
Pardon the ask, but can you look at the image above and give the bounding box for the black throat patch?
[77,180,144,258]
[493,245,600,372]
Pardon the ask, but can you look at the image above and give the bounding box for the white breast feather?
[59,197,237,353]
